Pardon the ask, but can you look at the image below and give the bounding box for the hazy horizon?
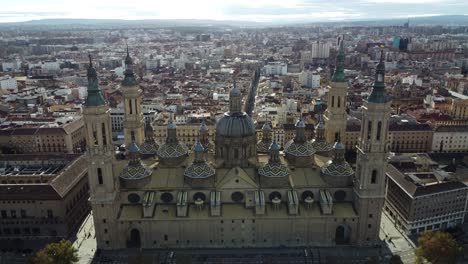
[1,0,468,24]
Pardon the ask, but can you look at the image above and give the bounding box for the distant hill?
[0,15,467,30]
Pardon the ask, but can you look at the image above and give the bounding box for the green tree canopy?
[415,230,463,264]
[29,239,79,264]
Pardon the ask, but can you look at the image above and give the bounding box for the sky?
[0,0,467,23]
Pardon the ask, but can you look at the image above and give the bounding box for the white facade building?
[311,41,331,59]
[0,76,18,92]
[264,62,287,76]
[299,71,321,88]
[432,125,468,153]
[1,61,20,72]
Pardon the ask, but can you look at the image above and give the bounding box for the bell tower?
[324,37,348,143]
[122,46,144,147]
[83,55,120,249]
[353,50,391,245]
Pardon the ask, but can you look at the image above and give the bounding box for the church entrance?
[335,225,350,245]
[128,229,141,248]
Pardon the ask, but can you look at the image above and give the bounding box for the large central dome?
[216,112,255,138]
[215,82,257,168]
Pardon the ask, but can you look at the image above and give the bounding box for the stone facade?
[85,52,390,250]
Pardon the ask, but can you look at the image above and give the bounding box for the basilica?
[83,43,392,249]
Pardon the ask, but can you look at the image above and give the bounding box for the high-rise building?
[311,41,331,59]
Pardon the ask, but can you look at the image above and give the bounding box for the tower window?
[97,168,103,184]
[371,170,377,184]
[93,130,98,145]
[129,100,133,115]
[337,96,341,108]
[164,234,168,241]
[102,123,107,145]
[234,149,239,159]
[331,96,335,107]
[131,131,135,141]
[367,121,372,140]
[376,121,382,141]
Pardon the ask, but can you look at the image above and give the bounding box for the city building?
[311,41,331,59]
[299,70,321,88]
[345,115,432,153]
[0,117,86,154]
[385,153,468,235]
[264,62,287,76]
[0,76,18,92]
[0,154,90,241]
[432,125,468,153]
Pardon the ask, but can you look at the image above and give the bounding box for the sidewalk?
[73,212,97,264]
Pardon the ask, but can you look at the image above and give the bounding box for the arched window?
[331,96,335,107]
[102,123,107,145]
[371,170,377,184]
[376,121,382,141]
[338,96,341,108]
[129,100,133,115]
[97,168,103,185]
[367,121,372,140]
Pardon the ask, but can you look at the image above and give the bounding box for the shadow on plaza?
[89,244,395,264]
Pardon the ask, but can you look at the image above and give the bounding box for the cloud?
[0,0,466,23]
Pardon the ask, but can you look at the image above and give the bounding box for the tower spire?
[331,36,345,82]
[122,45,137,86]
[368,49,390,103]
[85,54,105,107]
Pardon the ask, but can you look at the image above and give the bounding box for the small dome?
[200,121,209,131]
[284,140,316,157]
[262,122,272,131]
[258,162,289,178]
[120,164,152,180]
[333,141,345,150]
[216,112,255,138]
[194,141,205,152]
[296,119,305,128]
[311,140,333,153]
[184,162,215,179]
[157,143,188,159]
[128,142,140,153]
[321,161,354,177]
[270,141,281,151]
[139,141,159,155]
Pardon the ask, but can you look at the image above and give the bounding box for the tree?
[390,255,404,264]
[29,239,79,264]
[415,230,463,264]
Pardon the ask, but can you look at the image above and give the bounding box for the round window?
[160,192,173,203]
[334,190,346,201]
[193,192,206,201]
[269,191,282,201]
[128,193,140,204]
[301,191,314,200]
[231,192,244,203]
